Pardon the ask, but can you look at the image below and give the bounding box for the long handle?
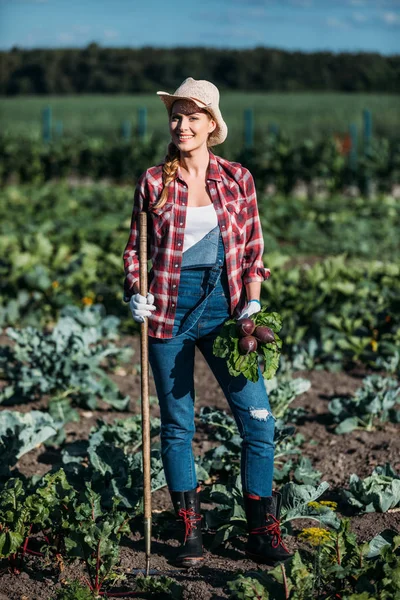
[139,212,152,576]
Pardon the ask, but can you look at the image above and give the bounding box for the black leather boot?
[244,491,292,564]
[170,486,203,568]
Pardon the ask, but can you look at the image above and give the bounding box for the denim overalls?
[148,225,275,495]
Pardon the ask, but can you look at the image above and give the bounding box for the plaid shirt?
[123,150,270,338]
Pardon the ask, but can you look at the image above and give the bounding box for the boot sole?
[175,556,204,568]
[245,550,288,565]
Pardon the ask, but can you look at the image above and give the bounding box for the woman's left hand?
[238,300,261,320]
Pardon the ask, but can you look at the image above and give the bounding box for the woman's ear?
[208,119,217,134]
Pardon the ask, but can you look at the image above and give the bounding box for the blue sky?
[0,0,399,54]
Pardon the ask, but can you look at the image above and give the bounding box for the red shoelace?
[178,508,202,543]
[251,514,290,551]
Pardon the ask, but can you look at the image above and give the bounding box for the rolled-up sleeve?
[122,172,147,301]
[241,170,271,285]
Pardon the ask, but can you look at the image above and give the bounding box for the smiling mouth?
[177,135,194,141]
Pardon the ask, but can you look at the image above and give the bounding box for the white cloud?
[103,29,119,40]
[381,11,400,24]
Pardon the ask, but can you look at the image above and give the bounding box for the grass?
[1,92,399,147]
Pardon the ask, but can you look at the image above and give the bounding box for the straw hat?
[157,77,228,146]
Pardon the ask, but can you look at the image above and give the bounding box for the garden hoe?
[130,213,185,579]
[139,211,152,577]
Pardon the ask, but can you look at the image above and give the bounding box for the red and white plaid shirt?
[123,150,270,338]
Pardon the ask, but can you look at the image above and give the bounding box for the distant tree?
[0,45,399,95]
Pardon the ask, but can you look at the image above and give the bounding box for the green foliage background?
[1,46,399,95]
[1,92,399,143]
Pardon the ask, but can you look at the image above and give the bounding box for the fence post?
[42,106,52,143]
[268,123,279,136]
[138,107,148,142]
[349,123,358,173]
[244,108,254,149]
[121,120,132,141]
[55,120,63,138]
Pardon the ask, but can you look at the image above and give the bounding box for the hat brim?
[157,91,211,112]
[156,91,228,146]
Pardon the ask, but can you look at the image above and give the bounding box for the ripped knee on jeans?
[248,406,274,422]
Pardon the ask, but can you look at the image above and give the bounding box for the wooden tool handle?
[139,212,152,571]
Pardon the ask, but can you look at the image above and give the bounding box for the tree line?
[1,44,399,95]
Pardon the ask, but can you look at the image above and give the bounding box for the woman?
[123,77,291,568]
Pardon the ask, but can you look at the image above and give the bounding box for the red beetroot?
[238,335,258,354]
[237,318,255,337]
[254,326,276,344]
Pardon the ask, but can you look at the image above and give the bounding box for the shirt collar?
[207,150,222,182]
[176,149,222,184]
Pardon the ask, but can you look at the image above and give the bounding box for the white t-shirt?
[183,204,218,253]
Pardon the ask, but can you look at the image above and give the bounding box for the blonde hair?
[154,142,180,210]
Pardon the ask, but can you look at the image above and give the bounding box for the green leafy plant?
[266,374,311,424]
[227,573,271,599]
[51,579,93,600]
[52,579,96,600]
[0,305,131,410]
[0,478,32,570]
[341,464,400,513]
[280,482,340,533]
[297,520,400,599]
[0,469,79,572]
[328,374,400,433]
[226,525,400,600]
[204,477,338,549]
[226,551,314,600]
[133,575,183,599]
[213,309,283,382]
[64,485,131,597]
[61,417,165,509]
[34,469,77,559]
[262,255,400,371]
[0,410,58,476]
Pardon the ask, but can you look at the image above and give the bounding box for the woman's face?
[169,99,216,152]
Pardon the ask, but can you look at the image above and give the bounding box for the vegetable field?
[0,171,399,599]
[1,93,399,143]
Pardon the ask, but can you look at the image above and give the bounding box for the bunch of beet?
[237,318,276,355]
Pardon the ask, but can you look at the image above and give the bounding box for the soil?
[0,334,399,600]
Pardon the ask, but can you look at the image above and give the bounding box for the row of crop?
[1,457,399,600]
[227,522,400,600]
[1,304,398,448]
[2,183,399,269]
[1,133,399,194]
[2,250,399,373]
[1,307,399,596]
[0,471,181,599]
[1,184,399,372]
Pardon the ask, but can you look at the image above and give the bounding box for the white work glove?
[129,293,157,323]
[238,300,261,320]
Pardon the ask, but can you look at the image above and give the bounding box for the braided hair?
[153,142,180,210]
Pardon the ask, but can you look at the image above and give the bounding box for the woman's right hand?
[129,293,157,323]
